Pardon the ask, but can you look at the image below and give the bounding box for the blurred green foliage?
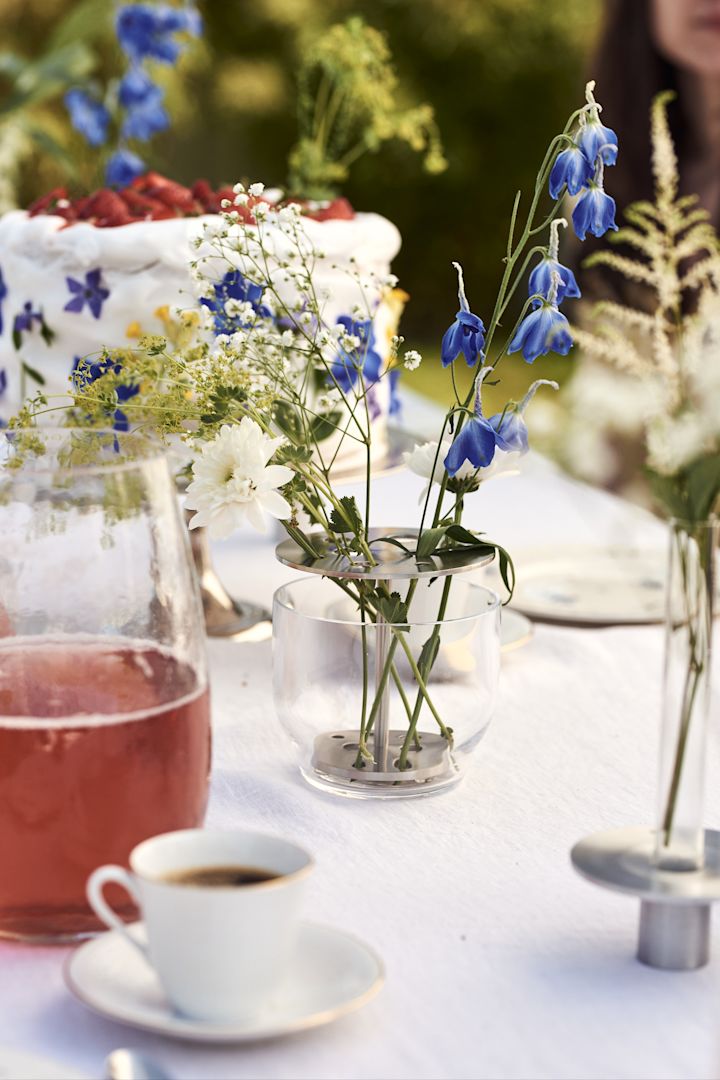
[0,0,602,400]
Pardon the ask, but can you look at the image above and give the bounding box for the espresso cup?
[87,828,313,1021]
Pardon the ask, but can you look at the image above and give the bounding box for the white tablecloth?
[2,394,720,1080]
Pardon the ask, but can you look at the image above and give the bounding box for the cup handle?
[86,865,148,961]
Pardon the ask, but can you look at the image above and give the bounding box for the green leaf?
[417,634,440,675]
[11,328,21,351]
[21,361,45,387]
[445,524,486,546]
[497,546,516,602]
[47,0,114,50]
[39,319,55,347]
[685,455,720,522]
[21,123,78,180]
[377,591,409,629]
[415,526,447,559]
[310,413,341,443]
[0,42,96,116]
[647,469,690,521]
[329,495,363,536]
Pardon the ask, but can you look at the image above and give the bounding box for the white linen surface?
[1,392,719,1080]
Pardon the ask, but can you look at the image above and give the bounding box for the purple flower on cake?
[389,368,402,418]
[440,263,485,368]
[65,89,111,148]
[0,267,7,335]
[64,270,111,320]
[116,3,202,65]
[201,270,271,335]
[13,302,43,336]
[105,148,146,188]
[330,316,383,392]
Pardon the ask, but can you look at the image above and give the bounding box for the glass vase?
[655,517,718,870]
[273,574,501,799]
[0,428,211,941]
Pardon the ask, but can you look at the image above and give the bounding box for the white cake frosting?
[0,206,402,468]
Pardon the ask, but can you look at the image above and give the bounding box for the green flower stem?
[660,526,711,850]
[396,572,454,770]
[395,630,453,743]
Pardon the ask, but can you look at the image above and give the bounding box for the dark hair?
[592,0,699,211]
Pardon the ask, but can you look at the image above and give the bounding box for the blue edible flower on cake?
[64,269,111,320]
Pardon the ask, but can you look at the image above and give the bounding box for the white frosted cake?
[0,176,402,469]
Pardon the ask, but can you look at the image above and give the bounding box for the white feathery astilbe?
[650,88,678,209]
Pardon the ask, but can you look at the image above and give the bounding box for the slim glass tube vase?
[656,517,718,871]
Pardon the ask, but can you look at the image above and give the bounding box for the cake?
[0,173,403,468]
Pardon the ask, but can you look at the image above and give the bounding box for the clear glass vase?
[0,429,211,941]
[273,574,501,799]
[655,517,718,871]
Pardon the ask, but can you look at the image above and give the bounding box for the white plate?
[501,608,533,651]
[65,921,384,1044]
[0,1048,88,1080]
[482,546,668,626]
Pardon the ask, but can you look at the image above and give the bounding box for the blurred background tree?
[0,0,603,406]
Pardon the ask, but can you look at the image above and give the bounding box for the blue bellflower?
[489,380,559,454]
[548,146,593,200]
[116,3,202,65]
[572,182,618,241]
[440,262,485,368]
[118,67,161,106]
[119,68,169,141]
[444,368,499,477]
[200,270,271,336]
[106,149,146,188]
[65,89,111,148]
[0,369,6,398]
[528,256,580,306]
[121,96,169,141]
[64,269,110,320]
[578,117,618,166]
[508,301,573,365]
[329,316,383,392]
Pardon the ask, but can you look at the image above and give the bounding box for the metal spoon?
[104,1049,172,1080]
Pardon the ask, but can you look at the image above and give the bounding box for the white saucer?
[501,608,533,651]
[482,545,669,625]
[65,921,384,1044]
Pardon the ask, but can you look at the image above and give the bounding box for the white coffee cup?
[87,828,313,1021]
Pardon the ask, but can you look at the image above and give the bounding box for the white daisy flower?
[185,419,293,538]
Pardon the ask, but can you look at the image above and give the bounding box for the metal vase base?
[571,827,720,971]
[188,517,271,642]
